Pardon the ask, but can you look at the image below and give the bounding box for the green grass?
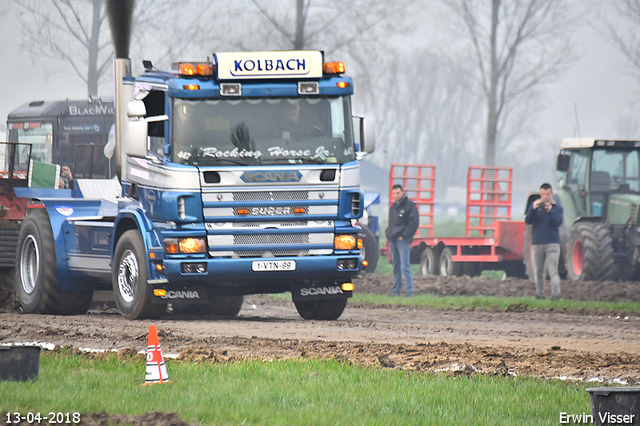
[351,293,640,313]
[0,351,592,426]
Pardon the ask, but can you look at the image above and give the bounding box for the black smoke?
[106,0,135,58]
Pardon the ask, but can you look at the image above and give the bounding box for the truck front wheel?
[15,210,92,315]
[360,227,380,273]
[112,230,165,319]
[294,298,347,320]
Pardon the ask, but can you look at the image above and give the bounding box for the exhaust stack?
[106,0,136,181]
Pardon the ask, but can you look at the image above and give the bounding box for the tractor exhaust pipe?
[106,0,135,181]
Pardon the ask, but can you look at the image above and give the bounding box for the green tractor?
[548,138,640,282]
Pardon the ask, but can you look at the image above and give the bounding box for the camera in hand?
[537,202,549,209]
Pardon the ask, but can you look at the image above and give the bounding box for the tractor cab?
[555,138,640,281]
[557,138,640,222]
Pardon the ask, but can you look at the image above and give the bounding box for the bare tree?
[442,0,579,166]
[604,1,640,78]
[13,0,182,98]
[14,0,113,98]
[370,49,483,194]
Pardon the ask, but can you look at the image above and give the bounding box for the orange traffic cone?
[143,325,169,385]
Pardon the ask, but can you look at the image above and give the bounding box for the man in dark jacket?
[525,183,564,300]
[386,184,420,296]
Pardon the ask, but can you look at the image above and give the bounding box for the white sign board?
[215,51,323,80]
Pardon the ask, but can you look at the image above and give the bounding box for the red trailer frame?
[383,164,525,277]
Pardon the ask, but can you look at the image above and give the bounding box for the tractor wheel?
[360,227,380,274]
[565,222,615,281]
[294,298,347,320]
[420,247,440,276]
[112,230,166,319]
[15,210,93,315]
[439,247,463,277]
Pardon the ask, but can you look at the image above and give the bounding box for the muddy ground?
[1,271,640,424]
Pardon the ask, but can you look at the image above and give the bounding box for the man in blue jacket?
[525,183,564,300]
[386,184,420,296]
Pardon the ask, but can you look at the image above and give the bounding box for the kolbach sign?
[215,51,323,80]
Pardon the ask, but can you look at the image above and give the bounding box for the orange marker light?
[184,84,200,91]
[324,61,346,74]
[155,263,164,271]
[237,208,250,215]
[341,282,354,292]
[337,81,350,89]
[362,260,369,267]
[196,64,212,75]
[179,63,196,75]
[293,207,306,214]
[357,238,363,249]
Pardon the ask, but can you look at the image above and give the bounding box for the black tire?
[182,295,244,316]
[420,247,439,276]
[360,227,380,273]
[439,247,462,277]
[565,222,615,281]
[112,230,165,319]
[294,298,347,320]
[15,210,93,315]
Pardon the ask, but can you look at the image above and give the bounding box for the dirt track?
[1,272,639,386]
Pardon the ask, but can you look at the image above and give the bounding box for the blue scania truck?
[13,50,374,320]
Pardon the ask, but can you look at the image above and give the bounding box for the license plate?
[251,260,296,271]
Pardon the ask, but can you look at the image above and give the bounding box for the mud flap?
[290,282,353,302]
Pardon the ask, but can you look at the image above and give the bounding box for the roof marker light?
[323,61,345,74]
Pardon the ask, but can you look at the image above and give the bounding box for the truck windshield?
[171,96,355,165]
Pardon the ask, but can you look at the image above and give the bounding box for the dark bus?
[4,98,116,181]
[0,99,115,267]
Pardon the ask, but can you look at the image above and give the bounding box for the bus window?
[6,122,53,168]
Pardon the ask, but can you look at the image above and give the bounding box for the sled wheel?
[439,247,463,277]
[420,247,439,276]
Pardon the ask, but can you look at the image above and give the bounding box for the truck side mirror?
[556,153,570,172]
[126,101,148,158]
[354,115,375,159]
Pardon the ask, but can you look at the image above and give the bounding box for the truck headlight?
[334,235,357,250]
[164,237,207,254]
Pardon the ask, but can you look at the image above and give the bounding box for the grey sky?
[0,1,638,145]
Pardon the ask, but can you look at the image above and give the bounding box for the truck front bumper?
[159,254,362,284]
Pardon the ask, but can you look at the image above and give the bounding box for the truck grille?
[233,249,309,257]
[234,233,309,245]
[232,221,308,228]
[233,191,309,201]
